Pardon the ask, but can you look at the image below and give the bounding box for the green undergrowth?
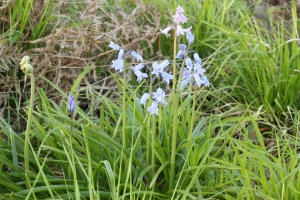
[1,80,299,199]
[1,0,300,199]
[156,0,299,128]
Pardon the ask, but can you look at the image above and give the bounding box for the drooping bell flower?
[68,94,76,114]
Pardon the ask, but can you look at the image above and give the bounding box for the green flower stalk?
[68,94,76,147]
[68,94,76,178]
[108,42,127,148]
[160,6,210,190]
[20,56,35,189]
[109,6,210,190]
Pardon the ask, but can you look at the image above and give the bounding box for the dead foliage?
[0,0,162,123]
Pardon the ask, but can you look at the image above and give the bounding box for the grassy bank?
[0,0,299,199]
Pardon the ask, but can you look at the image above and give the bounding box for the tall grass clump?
[193,0,300,128]
[0,0,58,44]
[0,0,300,199]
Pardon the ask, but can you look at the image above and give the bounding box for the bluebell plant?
[68,94,76,115]
[67,93,76,178]
[108,5,211,190]
[109,5,209,116]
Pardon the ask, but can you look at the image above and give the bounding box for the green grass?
[1,86,299,199]
[1,0,300,199]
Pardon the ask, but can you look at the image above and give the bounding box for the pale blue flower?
[139,93,150,106]
[181,60,194,89]
[151,60,173,85]
[68,94,76,113]
[180,68,192,90]
[111,48,125,72]
[177,44,186,59]
[131,63,144,71]
[118,48,124,59]
[201,75,210,87]
[151,60,170,76]
[152,88,167,105]
[161,72,173,85]
[134,70,148,83]
[141,88,167,115]
[131,64,148,83]
[151,62,160,76]
[182,67,192,80]
[179,44,186,49]
[193,73,204,87]
[186,31,194,45]
[147,101,159,115]
[131,63,148,82]
[193,53,202,64]
[180,55,209,89]
[194,63,206,75]
[131,51,143,62]
[158,60,170,70]
[180,78,191,90]
[193,53,206,76]
[111,58,124,72]
[185,57,193,70]
[109,41,120,51]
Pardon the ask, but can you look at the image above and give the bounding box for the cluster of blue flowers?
[108,6,209,115]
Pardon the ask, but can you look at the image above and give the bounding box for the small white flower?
[131,51,143,62]
[186,31,194,45]
[177,44,187,59]
[131,63,145,71]
[185,58,193,70]
[160,26,173,37]
[133,70,148,83]
[151,62,160,76]
[201,75,210,87]
[131,63,147,83]
[109,41,120,50]
[180,68,192,90]
[147,101,159,115]
[158,60,170,71]
[152,88,167,105]
[173,5,188,24]
[118,48,125,59]
[139,93,150,106]
[193,73,204,87]
[111,58,124,72]
[193,53,202,64]
[182,67,192,80]
[176,25,192,36]
[151,60,170,76]
[194,63,206,75]
[161,72,173,85]
[180,78,191,90]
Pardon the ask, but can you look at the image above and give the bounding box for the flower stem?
[169,33,188,190]
[122,69,127,148]
[169,32,178,190]
[146,73,153,166]
[172,33,177,91]
[188,86,197,153]
[151,112,156,176]
[24,73,35,189]
[68,113,73,178]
